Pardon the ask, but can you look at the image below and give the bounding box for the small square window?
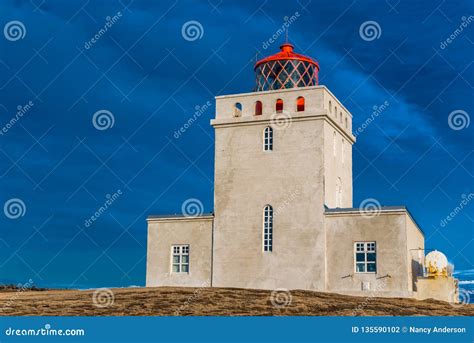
[171,245,189,273]
[354,242,376,273]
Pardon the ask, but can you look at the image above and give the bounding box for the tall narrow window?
[255,101,262,116]
[333,131,336,156]
[171,245,189,273]
[234,103,242,117]
[275,99,283,113]
[263,126,273,151]
[296,96,305,112]
[345,117,348,128]
[263,205,273,252]
[355,242,376,273]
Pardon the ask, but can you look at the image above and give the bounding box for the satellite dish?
[425,250,448,277]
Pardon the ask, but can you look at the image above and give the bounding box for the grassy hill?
[0,286,472,316]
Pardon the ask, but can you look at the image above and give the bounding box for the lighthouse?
[146,43,458,303]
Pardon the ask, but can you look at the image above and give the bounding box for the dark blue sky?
[0,0,472,289]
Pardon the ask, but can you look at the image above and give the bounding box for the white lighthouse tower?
[146,42,458,303]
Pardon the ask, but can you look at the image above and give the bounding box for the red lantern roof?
[254,43,320,92]
[254,43,319,70]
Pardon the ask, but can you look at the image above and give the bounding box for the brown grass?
[0,286,472,316]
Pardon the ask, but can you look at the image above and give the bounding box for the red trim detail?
[254,43,319,71]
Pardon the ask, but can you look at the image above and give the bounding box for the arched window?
[234,103,242,117]
[335,106,338,118]
[263,126,273,151]
[255,101,262,116]
[296,96,305,112]
[275,99,283,113]
[329,101,332,113]
[333,131,336,156]
[340,112,343,123]
[263,205,273,252]
[345,117,348,128]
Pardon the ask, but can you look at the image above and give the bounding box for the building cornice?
[211,112,356,143]
[147,214,214,223]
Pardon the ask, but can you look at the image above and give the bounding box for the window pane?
[172,264,180,272]
[356,253,365,262]
[182,264,189,273]
[367,253,376,262]
[367,263,376,272]
[356,263,365,272]
[173,256,180,263]
[182,255,189,263]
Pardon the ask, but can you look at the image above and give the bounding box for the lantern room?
[254,43,319,92]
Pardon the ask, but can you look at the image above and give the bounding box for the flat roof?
[147,213,214,221]
[324,205,424,235]
[325,206,407,213]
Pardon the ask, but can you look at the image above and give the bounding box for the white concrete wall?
[146,216,213,287]
[210,86,355,291]
[405,214,425,292]
[324,210,415,297]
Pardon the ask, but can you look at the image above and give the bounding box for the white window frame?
[171,245,189,273]
[263,126,273,151]
[354,242,376,273]
[263,205,273,252]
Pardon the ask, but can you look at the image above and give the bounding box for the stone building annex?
[146,43,458,302]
